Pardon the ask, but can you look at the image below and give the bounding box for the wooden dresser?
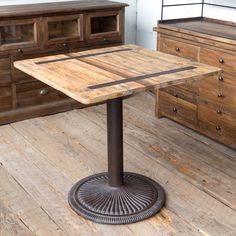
[0,0,127,125]
[154,18,236,149]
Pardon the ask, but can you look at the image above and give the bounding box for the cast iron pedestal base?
[68,98,165,224]
[68,172,165,224]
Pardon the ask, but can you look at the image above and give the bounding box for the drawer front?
[200,48,236,73]
[198,75,236,113]
[159,91,197,125]
[12,64,33,83]
[0,18,40,52]
[0,86,12,111]
[161,79,198,104]
[0,58,11,85]
[198,104,236,148]
[16,81,67,108]
[161,84,197,104]
[86,10,123,43]
[158,36,200,61]
[44,14,83,46]
[217,72,236,87]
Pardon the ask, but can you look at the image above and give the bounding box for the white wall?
[136,0,236,50]
[114,0,136,44]
[1,0,236,48]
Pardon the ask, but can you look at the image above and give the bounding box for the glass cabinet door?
[87,10,123,42]
[44,14,83,45]
[91,15,117,34]
[0,19,39,50]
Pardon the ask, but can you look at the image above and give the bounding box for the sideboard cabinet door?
[0,18,40,52]
[86,10,123,43]
[44,14,83,46]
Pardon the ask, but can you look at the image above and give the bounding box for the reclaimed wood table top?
[14,44,221,104]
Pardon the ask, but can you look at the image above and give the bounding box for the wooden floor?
[0,92,235,236]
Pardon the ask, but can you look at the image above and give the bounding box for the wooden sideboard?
[154,17,236,149]
[0,0,127,125]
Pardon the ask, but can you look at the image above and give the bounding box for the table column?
[68,97,165,224]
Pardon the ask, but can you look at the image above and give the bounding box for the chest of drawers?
[154,18,236,149]
[0,0,127,125]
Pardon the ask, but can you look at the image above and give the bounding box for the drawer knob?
[17,48,23,53]
[103,38,108,42]
[175,47,180,52]
[174,93,178,97]
[173,107,178,113]
[217,93,223,98]
[216,126,221,131]
[39,88,49,96]
[62,43,68,47]
[216,109,222,114]
[219,75,224,81]
[219,58,224,64]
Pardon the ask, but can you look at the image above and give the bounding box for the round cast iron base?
[68,172,165,224]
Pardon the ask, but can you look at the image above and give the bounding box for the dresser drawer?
[217,72,236,87]
[161,84,197,104]
[159,91,197,125]
[161,78,198,104]
[199,74,236,90]
[200,48,236,73]
[0,58,11,85]
[16,81,67,108]
[12,66,33,83]
[0,86,12,111]
[198,75,236,112]
[198,104,236,148]
[159,36,200,61]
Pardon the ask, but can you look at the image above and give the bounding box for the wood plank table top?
[14,44,221,105]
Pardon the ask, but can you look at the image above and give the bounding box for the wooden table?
[14,44,221,225]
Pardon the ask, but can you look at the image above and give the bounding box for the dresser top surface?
[0,0,128,18]
[14,44,220,105]
[156,17,236,42]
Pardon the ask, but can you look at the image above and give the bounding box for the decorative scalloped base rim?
[68,172,166,225]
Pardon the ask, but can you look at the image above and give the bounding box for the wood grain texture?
[14,44,220,105]
[0,0,128,18]
[0,166,64,236]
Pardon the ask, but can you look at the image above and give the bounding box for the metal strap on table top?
[36,48,133,65]
[35,47,197,90]
[88,66,196,89]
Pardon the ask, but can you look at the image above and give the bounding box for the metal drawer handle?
[217,93,223,98]
[218,75,224,81]
[219,58,224,64]
[173,107,178,113]
[216,109,222,114]
[39,88,49,96]
[175,47,180,52]
[17,48,23,53]
[216,126,221,131]
[173,93,178,97]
